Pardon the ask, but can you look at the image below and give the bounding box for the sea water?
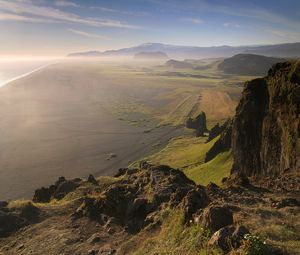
[0,59,59,86]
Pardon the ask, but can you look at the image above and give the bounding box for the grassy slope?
[139,135,232,186]
[185,151,232,186]
[121,209,221,255]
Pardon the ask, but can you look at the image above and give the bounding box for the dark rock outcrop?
[0,202,40,237]
[0,201,8,208]
[232,61,300,177]
[73,163,209,233]
[181,187,209,223]
[33,176,82,203]
[205,121,232,162]
[0,211,25,237]
[186,112,208,137]
[222,172,250,188]
[272,198,300,209]
[208,225,249,252]
[207,119,231,143]
[88,174,98,185]
[202,205,233,232]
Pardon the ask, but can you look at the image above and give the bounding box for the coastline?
[0,61,184,200]
[0,61,60,87]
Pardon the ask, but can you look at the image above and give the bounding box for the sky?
[0,0,300,57]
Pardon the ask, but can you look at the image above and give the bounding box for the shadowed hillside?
[218,54,285,76]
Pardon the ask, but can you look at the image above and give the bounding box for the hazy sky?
[0,0,300,57]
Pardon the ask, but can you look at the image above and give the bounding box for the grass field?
[134,134,233,186]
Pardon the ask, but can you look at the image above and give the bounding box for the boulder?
[88,174,98,185]
[33,186,53,203]
[208,225,249,252]
[0,211,25,237]
[114,168,139,177]
[202,205,233,232]
[273,198,300,208]
[18,202,40,221]
[73,196,103,220]
[181,186,209,222]
[33,177,81,203]
[0,201,8,208]
[52,180,80,199]
[0,202,40,237]
[222,172,250,187]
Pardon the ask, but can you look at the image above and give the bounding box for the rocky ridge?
[1,160,299,254]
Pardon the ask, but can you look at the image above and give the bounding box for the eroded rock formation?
[186,111,208,137]
[232,61,300,177]
[206,120,230,143]
[205,120,232,162]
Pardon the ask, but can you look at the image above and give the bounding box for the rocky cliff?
[232,61,300,177]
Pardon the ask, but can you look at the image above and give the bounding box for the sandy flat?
[0,61,182,200]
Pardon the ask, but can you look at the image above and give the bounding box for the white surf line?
[0,61,60,87]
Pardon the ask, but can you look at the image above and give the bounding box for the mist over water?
[0,59,58,86]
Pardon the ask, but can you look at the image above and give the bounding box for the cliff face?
[232,61,300,177]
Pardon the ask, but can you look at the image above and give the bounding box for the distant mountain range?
[68,42,300,59]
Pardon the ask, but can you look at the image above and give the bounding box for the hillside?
[68,42,300,59]
[218,54,285,76]
[1,61,299,255]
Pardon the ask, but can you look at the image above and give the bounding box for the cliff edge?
[231,61,300,177]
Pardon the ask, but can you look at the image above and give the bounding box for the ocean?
[0,59,59,86]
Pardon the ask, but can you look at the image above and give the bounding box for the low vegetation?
[130,210,220,255]
[136,135,232,186]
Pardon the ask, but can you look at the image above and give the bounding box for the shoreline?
[0,61,60,87]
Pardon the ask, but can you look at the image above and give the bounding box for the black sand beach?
[0,61,183,200]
